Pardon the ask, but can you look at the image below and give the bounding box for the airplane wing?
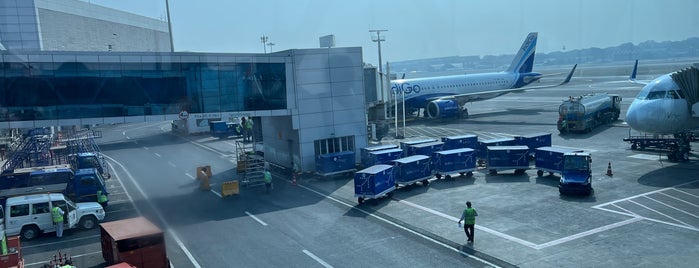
[428,64,578,103]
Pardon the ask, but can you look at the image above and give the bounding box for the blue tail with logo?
[505,32,538,74]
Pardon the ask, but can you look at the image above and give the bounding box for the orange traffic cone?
[606,162,613,176]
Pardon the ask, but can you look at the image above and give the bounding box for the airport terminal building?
[0,0,369,173]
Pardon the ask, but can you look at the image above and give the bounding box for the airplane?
[625,60,699,160]
[388,32,577,119]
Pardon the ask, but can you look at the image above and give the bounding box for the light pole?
[369,30,387,102]
[267,42,275,53]
[260,35,268,53]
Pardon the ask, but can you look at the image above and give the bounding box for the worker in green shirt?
[458,201,478,243]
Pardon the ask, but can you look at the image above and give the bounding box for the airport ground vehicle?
[557,93,622,133]
[555,151,593,195]
[354,164,396,204]
[0,184,106,240]
[432,148,476,179]
[391,155,432,187]
[485,146,530,175]
[623,132,696,161]
[0,165,109,207]
[209,120,242,139]
[100,217,169,268]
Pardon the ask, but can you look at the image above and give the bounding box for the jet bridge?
[670,66,699,117]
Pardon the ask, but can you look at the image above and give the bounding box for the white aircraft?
[389,32,577,119]
[625,60,699,160]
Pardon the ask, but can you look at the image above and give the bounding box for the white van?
[1,192,105,240]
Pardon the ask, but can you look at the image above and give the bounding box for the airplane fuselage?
[390,71,541,110]
[625,74,699,134]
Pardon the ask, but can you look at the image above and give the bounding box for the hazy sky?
[87,0,699,66]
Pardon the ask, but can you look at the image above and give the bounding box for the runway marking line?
[245,211,268,226]
[643,195,699,220]
[302,249,333,268]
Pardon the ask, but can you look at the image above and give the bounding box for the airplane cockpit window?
[646,90,667,100]
[667,90,680,99]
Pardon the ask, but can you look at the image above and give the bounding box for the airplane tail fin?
[506,32,538,74]
[629,60,638,81]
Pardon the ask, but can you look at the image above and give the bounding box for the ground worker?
[245,117,254,142]
[458,201,478,243]
[1,232,7,255]
[97,190,108,207]
[51,203,65,238]
[264,169,272,193]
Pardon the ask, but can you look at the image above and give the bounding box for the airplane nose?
[625,105,640,130]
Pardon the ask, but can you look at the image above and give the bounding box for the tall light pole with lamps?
[260,35,269,53]
[267,42,275,53]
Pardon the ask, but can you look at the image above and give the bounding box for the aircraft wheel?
[445,175,452,180]
[358,197,364,204]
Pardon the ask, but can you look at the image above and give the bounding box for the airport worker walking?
[458,201,478,243]
[241,117,247,141]
[52,203,65,238]
[264,169,273,193]
[245,117,254,142]
[97,190,108,207]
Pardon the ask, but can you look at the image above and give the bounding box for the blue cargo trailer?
[315,151,356,176]
[535,146,577,176]
[441,135,478,150]
[432,148,476,179]
[209,120,242,139]
[360,144,399,167]
[364,148,404,167]
[399,138,438,155]
[354,164,396,204]
[391,155,433,186]
[486,146,530,175]
[477,137,516,159]
[407,141,444,157]
[515,133,552,155]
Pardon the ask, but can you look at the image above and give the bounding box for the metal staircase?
[235,141,265,187]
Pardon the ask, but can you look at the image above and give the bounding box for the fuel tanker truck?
[557,93,622,133]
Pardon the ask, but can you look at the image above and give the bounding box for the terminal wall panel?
[329,51,362,68]
[299,126,334,144]
[294,54,329,70]
[330,67,363,83]
[331,95,365,111]
[333,108,366,125]
[295,69,330,85]
[295,83,332,100]
[298,112,334,129]
[297,97,333,115]
[330,81,364,97]
[103,117,124,124]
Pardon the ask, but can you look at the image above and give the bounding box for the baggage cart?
[391,155,433,187]
[534,146,576,176]
[476,137,516,159]
[100,217,169,268]
[399,138,438,155]
[432,148,476,179]
[406,141,444,157]
[441,134,478,150]
[315,151,356,177]
[486,146,530,175]
[363,148,404,167]
[354,164,396,204]
[360,145,399,167]
[514,132,552,156]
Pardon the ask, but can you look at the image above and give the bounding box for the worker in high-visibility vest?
[97,190,109,207]
[458,201,478,243]
[264,170,272,193]
[52,204,65,238]
[245,117,254,142]
[1,232,7,255]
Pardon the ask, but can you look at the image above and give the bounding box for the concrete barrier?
[221,180,240,197]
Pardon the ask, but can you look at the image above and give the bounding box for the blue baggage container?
[432,148,476,179]
[354,164,396,204]
[477,137,516,159]
[407,141,444,157]
[364,148,404,167]
[360,145,399,167]
[391,155,433,186]
[441,135,478,150]
[514,133,552,155]
[535,146,577,176]
[315,151,356,176]
[399,138,438,154]
[486,146,530,175]
[209,121,241,139]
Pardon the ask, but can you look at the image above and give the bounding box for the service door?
[32,202,54,232]
[6,204,30,236]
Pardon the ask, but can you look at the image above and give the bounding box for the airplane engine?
[426,99,460,118]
